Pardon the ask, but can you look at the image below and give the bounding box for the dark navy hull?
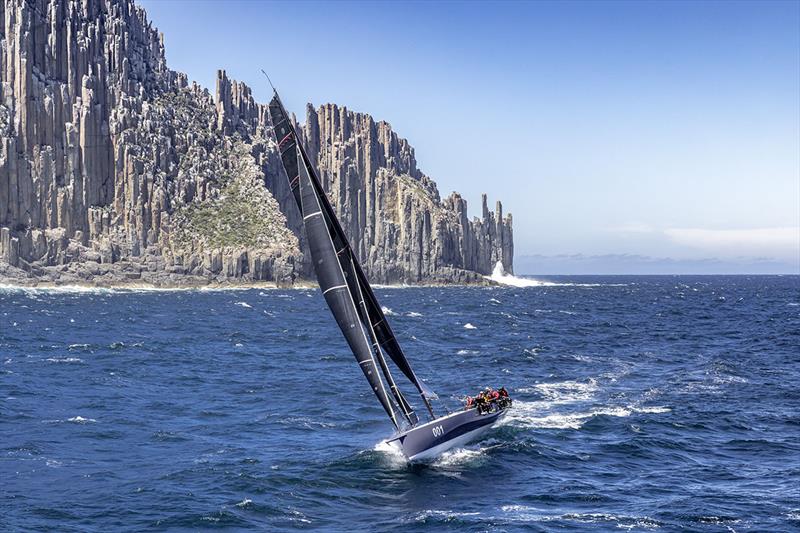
[386,406,508,461]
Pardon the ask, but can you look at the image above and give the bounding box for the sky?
[139,0,799,274]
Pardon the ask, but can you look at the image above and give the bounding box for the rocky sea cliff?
[0,0,512,287]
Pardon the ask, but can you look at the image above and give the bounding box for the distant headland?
[0,0,512,287]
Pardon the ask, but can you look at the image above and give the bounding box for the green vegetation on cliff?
[172,140,297,251]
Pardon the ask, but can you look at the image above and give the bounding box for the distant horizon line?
[512,252,799,276]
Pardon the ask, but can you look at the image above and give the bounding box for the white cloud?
[664,226,800,260]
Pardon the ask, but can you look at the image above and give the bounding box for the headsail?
[268,91,434,426]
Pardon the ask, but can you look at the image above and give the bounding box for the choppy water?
[2,276,799,532]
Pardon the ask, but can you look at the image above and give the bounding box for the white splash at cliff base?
[485,262,554,287]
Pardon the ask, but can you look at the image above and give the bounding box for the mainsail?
[268,91,436,426]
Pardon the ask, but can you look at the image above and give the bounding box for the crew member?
[475,392,487,414]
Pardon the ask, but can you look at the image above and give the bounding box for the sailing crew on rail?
[465,387,513,412]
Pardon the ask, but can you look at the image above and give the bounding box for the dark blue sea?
[2,276,799,532]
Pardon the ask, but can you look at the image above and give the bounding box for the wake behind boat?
[267,86,511,461]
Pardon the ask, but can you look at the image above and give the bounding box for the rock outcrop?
[298,103,513,283]
[0,0,512,286]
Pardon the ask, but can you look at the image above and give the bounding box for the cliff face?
[0,0,513,286]
[300,103,513,283]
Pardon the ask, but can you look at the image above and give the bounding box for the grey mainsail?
[295,147,402,428]
[269,92,435,426]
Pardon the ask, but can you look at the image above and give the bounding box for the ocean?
[1,276,798,532]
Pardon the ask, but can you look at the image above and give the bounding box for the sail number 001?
[431,425,445,438]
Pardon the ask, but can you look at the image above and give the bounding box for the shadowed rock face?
[0,0,512,286]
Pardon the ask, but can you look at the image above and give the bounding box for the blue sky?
[140,0,799,274]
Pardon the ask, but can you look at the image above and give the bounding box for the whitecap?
[463,323,477,329]
[236,499,253,508]
[234,301,252,308]
[499,504,556,522]
[506,410,586,430]
[68,343,91,350]
[520,379,598,403]
[412,509,481,522]
[456,349,478,355]
[712,373,748,385]
[522,348,540,357]
[67,416,96,424]
[45,357,83,363]
[633,406,671,414]
[109,341,127,349]
[406,311,423,317]
[499,506,660,528]
[431,447,487,468]
[381,306,396,316]
[592,407,632,418]
[282,416,336,429]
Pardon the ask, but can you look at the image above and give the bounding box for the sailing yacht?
[267,89,510,461]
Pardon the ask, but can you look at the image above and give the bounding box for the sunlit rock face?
[0,0,512,285]
[297,103,513,283]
